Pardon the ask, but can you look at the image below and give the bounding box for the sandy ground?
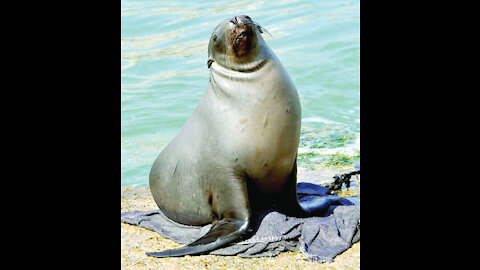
[121,168,359,269]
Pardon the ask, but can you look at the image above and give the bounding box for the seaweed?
[297,151,360,169]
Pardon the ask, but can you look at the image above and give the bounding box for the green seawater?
[121,0,360,186]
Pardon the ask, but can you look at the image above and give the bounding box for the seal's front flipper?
[146,218,249,257]
[147,170,251,258]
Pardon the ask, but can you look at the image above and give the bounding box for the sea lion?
[147,15,341,258]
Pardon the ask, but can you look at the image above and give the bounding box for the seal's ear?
[207,59,213,68]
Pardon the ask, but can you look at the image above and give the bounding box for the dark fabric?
[121,183,360,262]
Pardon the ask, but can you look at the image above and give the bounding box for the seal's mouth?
[236,31,246,43]
[232,25,254,58]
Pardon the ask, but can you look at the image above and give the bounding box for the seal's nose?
[230,16,250,26]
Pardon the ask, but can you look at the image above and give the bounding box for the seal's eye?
[245,16,251,21]
[213,35,217,43]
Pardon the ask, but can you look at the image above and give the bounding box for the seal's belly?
[231,102,300,193]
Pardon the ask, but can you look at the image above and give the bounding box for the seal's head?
[207,15,269,72]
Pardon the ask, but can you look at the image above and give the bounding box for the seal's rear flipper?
[298,196,342,216]
[278,159,343,217]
